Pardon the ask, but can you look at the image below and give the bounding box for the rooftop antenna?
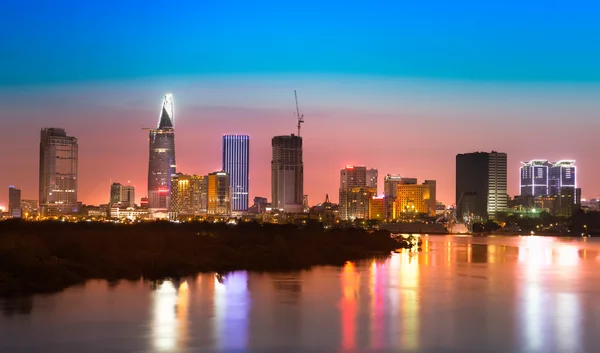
[295,90,304,136]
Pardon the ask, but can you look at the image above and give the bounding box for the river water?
[1,235,600,353]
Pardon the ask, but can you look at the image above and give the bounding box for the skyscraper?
[520,159,576,199]
[8,186,21,218]
[520,160,550,197]
[148,94,176,210]
[271,134,304,213]
[39,128,78,216]
[549,160,576,197]
[456,151,507,221]
[222,135,250,213]
[207,171,231,216]
[339,166,378,220]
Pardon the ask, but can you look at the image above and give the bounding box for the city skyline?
[1,1,599,209]
[0,89,595,209]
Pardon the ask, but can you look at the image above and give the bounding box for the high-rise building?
[148,94,176,210]
[383,174,417,219]
[520,159,576,200]
[222,135,250,212]
[39,127,78,216]
[393,180,436,218]
[456,151,507,221]
[339,166,378,220]
[169,173,208,217]
[8,186,21,218]
[368,196,386,220]
[110,182,135,208]
[271,135,303,213]
[366,168,378,190]
[549,160,576,197]
[520,160,550,197]
[207,171,231,216]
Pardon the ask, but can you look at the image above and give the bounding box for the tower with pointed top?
[147,94,176,210]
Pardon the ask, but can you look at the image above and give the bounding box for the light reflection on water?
[1,235,600,353]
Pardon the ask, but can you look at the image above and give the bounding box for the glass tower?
[147,94,176,210]
[222,135,250,212]
[39,128,78,216]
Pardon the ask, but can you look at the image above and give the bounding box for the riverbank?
[0,221,409,297]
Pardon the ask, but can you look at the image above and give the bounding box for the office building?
[393,180,436,218]
[520,159,577,199]
[169,173,208,217]
[339,187,377,220]
[520,160,550,197]
[366,168,378,190]
[549,160,576,197]
[39,127,78,216]
[207,171,231,216]
[383,174,417,219]
[368,196,386,220]
[8,186,21,218]
[110,183,135,208]
[148,94,176,210]
[222,135,250,212]
[339,166,379,220]
[271,134,303,213]
[456,151,507,221]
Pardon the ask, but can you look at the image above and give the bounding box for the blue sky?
[2,0,599,85]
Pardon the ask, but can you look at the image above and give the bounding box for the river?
[1,235,599,353]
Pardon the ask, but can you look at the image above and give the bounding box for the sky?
[0,0,599,208]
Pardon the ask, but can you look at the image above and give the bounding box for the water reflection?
[151,280,189,352]
[1,296,33,317]
[340,261,358,351]
[399,250,420,350]
[1,236,600,353]
[214,272,249,350]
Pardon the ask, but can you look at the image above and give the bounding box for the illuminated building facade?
[520,160,550,197]
[208,171,231,216]
[39,127,78,216]
[368,196,385,220]
[383,174,417,220]
[520,159,577,202]
[169,173,208,217]
[456,151,507,221]
[20,200,38,218]
[222,135,249,212]
[549,160,576,197]
[148,94,176,210]
[339,187,376,220]
[393,180,436,218]
[110,182,135,208]
[271,135,303,213]
[8,186,21,218]
[339,166,378,220]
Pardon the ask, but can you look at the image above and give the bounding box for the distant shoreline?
[0,221,412,297]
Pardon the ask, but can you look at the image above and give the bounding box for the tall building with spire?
[222,134,250,212]
[39,128,78,216]
[271,134,304,213]
[147,94,176,210]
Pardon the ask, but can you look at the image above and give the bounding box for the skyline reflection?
[2,236,599,353]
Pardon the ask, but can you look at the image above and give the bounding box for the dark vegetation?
[0,220,408,297]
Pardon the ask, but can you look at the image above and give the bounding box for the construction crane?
[294,90,304,136]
